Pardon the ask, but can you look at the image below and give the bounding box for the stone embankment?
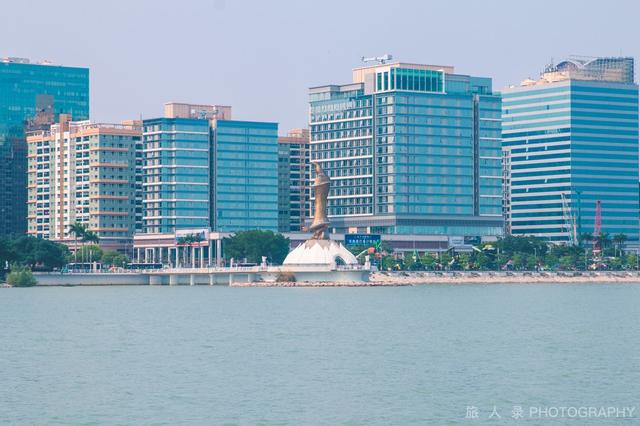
[231,271,640,287]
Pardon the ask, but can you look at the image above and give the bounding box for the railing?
[335,264,370,271]
[147,265,269,274]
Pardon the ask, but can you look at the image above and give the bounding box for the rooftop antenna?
[361,53,393,64]
[544,57,555,73]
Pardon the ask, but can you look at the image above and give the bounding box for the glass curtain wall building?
[309,62,503,237]
[142,118,211,234]
[212,120,279,232]
[502,56,639,243]
[142,105,279,235]
[0,57,89,236]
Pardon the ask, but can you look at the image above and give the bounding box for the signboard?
[448,236,465,248]
[464,236,481,245]
[175,228,209,246]
[344,234,381,247]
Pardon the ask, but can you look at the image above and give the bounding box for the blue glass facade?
[142,118,211,233]
[503,59,639,243]
[141,117,279,234]
[213,120,279,232]
[309,63,503,237]
[0,59,89,235]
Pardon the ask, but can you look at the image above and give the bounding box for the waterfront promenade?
[30,264,369,286]
[231,270,640,286]
[21,269,640,287]
[33,266,267,286]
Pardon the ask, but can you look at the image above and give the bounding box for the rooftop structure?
[164,102,232,120]
[517,56,634,86]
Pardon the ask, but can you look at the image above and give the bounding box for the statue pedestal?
[283,239,358,267]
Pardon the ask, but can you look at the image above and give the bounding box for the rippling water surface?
[1,284,638,425]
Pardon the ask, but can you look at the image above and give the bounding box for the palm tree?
[191,233,204,245]
[594,232,611,256]
[613,233,628,257]
[178,233,204,267]
[82,230,100,265]
[83,230,99,245]
[68,222,87,265]
[579,232,593,247]
[177,234,195,266]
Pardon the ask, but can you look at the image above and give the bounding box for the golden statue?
[308,162,330,239]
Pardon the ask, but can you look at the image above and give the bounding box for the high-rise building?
[27,116,141,252]
[309,61,503,238]
[141,103,279,234]
[502,56,639,243]
[142,116,211,234]
[0,57,89,236]
[212,119,279,232]
[278,128,310,232]
[123,119,145,234]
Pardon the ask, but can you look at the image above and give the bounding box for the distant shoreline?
[231,271,640,287]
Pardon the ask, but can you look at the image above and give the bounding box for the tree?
[624,253,638,270]
[613,233,628,257]
[9,236,69,270]
[579,232,593,248]
[403,251,423,271]
[83,230,99,245]
[559,255,575,270]
[439,253,454,270]
[81,230,100,263]
[6,264,37,287]
[380,255,398,271]
[512,253,524,270]
[223,230,290,265]
[0,237,12,262]
[496,235,548,257]
[68,222,87,264]
[101,251,128,267]
[176,233,205,265]
[457,253,471,270]
[595,232,611,254]
[75,245,103,264]
[543,253,559,270]
[609,256,623,270]
[420,253,437,270]
[472,252,493,270]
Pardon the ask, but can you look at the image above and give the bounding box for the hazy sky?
[2,0,638,132]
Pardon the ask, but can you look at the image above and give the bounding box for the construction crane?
[361,54,393,64]
[592,200,602,257]
[560,193,577,245]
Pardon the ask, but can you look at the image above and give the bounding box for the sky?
[2,0,639,132]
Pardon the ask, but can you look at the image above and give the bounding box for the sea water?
[1,284,638,424]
